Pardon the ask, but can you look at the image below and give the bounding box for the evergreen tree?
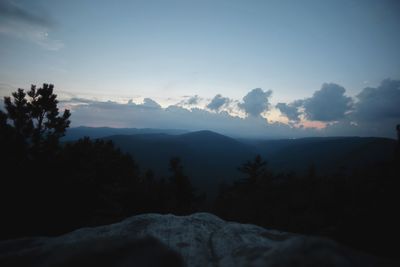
[238,154,267,185]
[168,157,196,214]
[2,84,71,157]
[0,84,71,238]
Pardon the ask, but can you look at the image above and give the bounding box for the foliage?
[167,157,197,215]
[214,155,400,258]
[0,84,203,239]
[2,84,70,157]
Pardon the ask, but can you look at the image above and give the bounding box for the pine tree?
[168,157,196,214]
[238,154,267,185]
[2,84,71,157]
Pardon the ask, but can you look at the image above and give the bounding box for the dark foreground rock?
[0,213,394,267]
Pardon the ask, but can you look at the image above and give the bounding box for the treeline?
[1,135,201,238]
[1,85,399,259]
[214,155,400,258]
[0,85,201,239]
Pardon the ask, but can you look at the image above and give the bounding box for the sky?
[0,0,399,138]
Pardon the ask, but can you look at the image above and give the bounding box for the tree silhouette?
[168,157,196,214]
[396,124,400,161]
[0,84,72,238]
[2,84,70,157]
[238,154,267,185]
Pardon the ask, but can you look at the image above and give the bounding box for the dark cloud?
[353,79,400,121]
[206,94,230,111]
[239,88,272,117]
[305,79,400,138]
[0,0,53,27]
[303,83,352,122]
[276,100,303,122]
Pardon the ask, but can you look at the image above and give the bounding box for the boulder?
[0,213,392,266]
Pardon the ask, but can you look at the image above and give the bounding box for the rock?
[0,213,392,267]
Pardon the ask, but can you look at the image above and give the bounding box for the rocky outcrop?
[0,213,391,267]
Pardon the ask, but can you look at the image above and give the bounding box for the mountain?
[106,130,257,197]
[252,137,397,174]
[63,126,188,141]
[66,128,397,196]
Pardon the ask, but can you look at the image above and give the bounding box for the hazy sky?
[1,0,399,138]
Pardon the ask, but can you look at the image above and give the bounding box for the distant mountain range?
[64,127,397,197]
[104,130,255,197]
[63,126,188,141]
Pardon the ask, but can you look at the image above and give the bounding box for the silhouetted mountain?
[105,130,256,197]
[252,137,396,174]
[103,130,396,197]
[63,126,188,141]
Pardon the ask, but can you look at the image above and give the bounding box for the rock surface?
[0,213,391,267]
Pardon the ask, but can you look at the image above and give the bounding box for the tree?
[0,84,71,238]
[2,84,71,156]
[238,154,268,185]
[168,157,196,214]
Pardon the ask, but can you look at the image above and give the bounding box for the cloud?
[353,79,400,121]
[327,78,400,138]
[0,0,63,50]
[61,97,319,138]
[308,79,400,138]
[239,88,272,117]
[186,95,200,105]
[37,78,400,139]
[276,100,303,122]
[206,94,230,111]
[303,83,352,122]
[142,98,161,109]
[272,80,399,137]
[178,95,201,106]
[0,0,53,26]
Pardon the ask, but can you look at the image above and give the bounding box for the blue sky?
[1,0,399,138]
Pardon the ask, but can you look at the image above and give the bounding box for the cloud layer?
[58,79,400,139]
[3,79,399,139]
[60,96,316,139]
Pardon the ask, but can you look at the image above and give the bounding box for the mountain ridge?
[64,127,397,197]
